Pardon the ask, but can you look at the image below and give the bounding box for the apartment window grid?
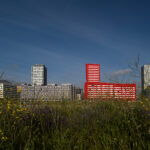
[31,65,47,86]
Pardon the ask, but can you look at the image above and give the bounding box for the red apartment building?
[85,64,136,101]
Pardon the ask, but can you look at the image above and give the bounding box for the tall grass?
[0,98,150,150]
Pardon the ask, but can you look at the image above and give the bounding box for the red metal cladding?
[86,64,100,82]
[84,82,136,101]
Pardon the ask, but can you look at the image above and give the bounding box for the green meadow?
[0,98,150,150]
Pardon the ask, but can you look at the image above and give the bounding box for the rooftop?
[0,80,11,84]
[33,64,45,66]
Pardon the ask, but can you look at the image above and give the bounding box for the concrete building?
[0,80,17,99]
[31,64,47,86]
[20,83,82,100]
[141,64,150,90]
[141,64,150,96]
[20,64,83,100]
[75,87,83,100]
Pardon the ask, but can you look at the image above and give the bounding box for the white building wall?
[31,65,47,86]
[21,84,82,100]
[141,64,150,90]
[0,81,17,99]
[0,83,4,99]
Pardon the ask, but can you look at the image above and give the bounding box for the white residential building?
[20,83,82,100]
[141,64,150,91]
[0,80,17,99]
[31,64,47,86]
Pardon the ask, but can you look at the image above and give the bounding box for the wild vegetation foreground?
[0,98,150,150]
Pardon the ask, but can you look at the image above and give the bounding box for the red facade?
[86,64,100,82]
[85,82,136,101]
[85,64,136,101]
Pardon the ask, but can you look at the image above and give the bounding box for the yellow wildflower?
[0,129,2,133]
[16,116,19,119]
[7,104,11,110]
[140,101,143,105]
[1,136,8,141]
[8,101,11,104]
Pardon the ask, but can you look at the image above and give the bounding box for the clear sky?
[0,0,150,87]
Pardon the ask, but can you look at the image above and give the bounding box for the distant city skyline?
[0,0,150,87]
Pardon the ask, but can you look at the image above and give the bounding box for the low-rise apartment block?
[20,83,82,100]
[0,80,17,99]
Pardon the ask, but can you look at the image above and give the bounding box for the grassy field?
[0,98,150,150]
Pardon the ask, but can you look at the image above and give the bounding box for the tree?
[128,55,141,79]
[0,72,4,80]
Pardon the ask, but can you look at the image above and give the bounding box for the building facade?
[85,82,136,100]
[141,64,150,98]
[31,64,47,86]
[85,64,136,101]
[20,84,82,100]
[86,64,100,82]
[141,64,150,91]
[0,80,17,99]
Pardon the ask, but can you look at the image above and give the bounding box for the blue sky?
[0,0,150,87]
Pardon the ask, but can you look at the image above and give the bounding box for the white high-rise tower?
[141,64,150,91]
[31,64,47,86]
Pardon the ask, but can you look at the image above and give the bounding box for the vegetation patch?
[0,99,150,150]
